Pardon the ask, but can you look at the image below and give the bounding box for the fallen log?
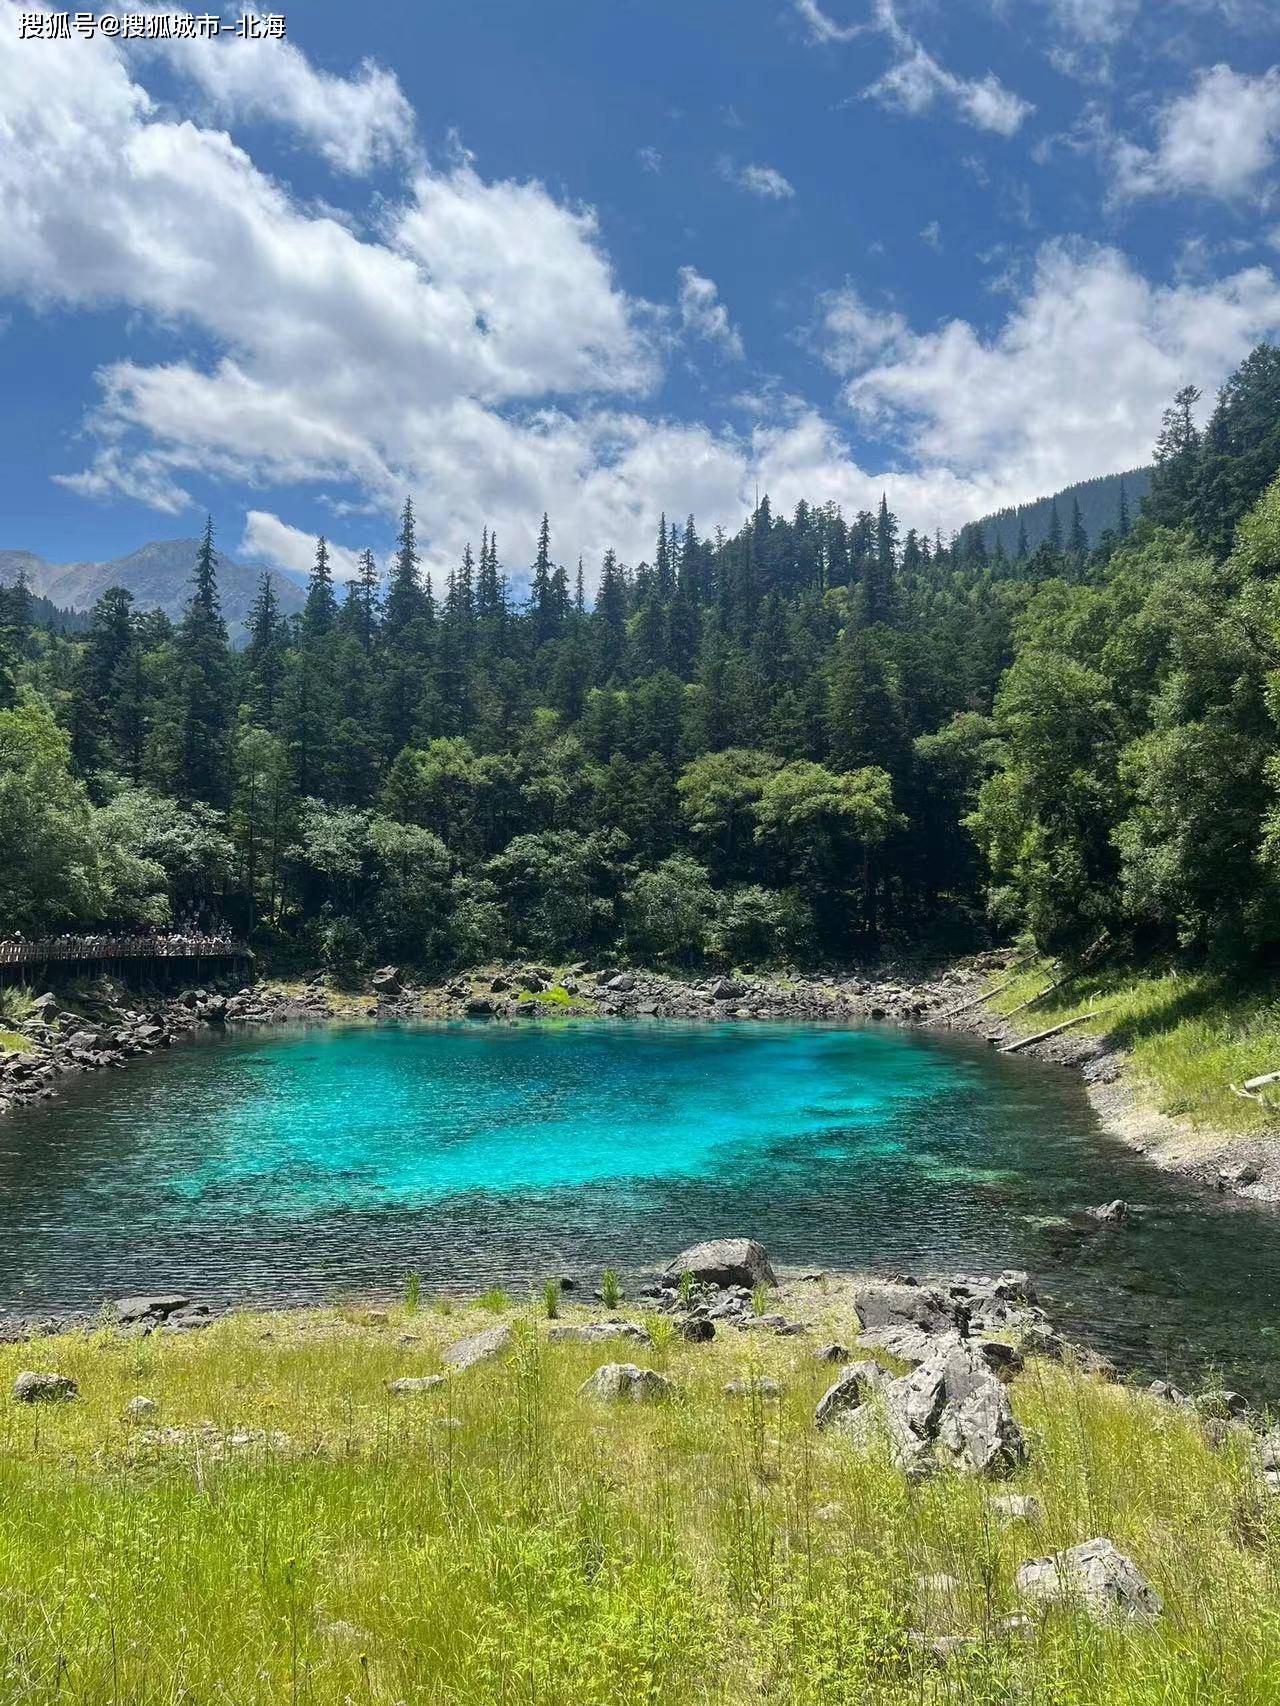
[1000,1011,1099,1055]
[1243,1069,1280,1093]
[938,976,1016,1021]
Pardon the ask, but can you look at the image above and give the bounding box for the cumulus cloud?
[865,0,1032,137]
[677,267,745,359]
[241,511,365,581]
[722,158,796,199]
[140,35,415,175]
[1109,64,1280,203]
[7,18,1279,584]
[825,241,1280,501]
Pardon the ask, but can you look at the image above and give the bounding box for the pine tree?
[1068,497,1088,558]
[302,535,338,640]
[170,515,232,804]
[1047,500,1063,553]
[1117,479,1131,538]
[864,494,898,625]
[655,512,672,600]
[346,548,380,649]
[1015,511,1029,560]
[384,497,425,637]
[246,570,286,721]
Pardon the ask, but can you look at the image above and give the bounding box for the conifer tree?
[384,497,425,637]
[246,570,285,722]
[1068,497,1088,558]
[303,535,338,640]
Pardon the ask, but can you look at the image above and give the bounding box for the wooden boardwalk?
[0,935,249,979]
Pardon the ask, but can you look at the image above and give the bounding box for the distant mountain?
[971,466,1152,557]
[0,538,305,644]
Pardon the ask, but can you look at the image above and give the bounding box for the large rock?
[881,1341,1026,1477]
[115,1293,191,1324]
[444,1324,512,1372]
[546,1322,651,1346]
[579,1363,673,1402]
[13,1371,77,1403]
[853,1281,959,1336]
[1016,1538,1162,1623]
[371,965,402,995]
[664,1238,775,1290]
[1088,1199,1131,1225]
[814,1360,888,1430]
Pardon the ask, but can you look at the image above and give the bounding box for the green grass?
[990,961,1280,1142]
[516,985,584,1010]
[0,1030,27,1054]
[0,1299,1277,1702]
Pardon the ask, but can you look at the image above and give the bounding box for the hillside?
[973,466,1151,557]
[0,539,304,640]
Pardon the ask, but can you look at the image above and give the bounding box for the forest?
[3,343,1280,976]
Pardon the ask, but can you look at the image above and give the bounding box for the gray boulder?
[371,965,402,995]
[116,1293,191,1324]
[1088,1199,1131,1224]
[546,1321,651,1346]
[579,1363,673,1402]
[882,1341,1026,1477]
[124,1395,159,1420]
[675,1316,715,1342]
[665,1238,776,1290]
[1016,1537,1162,1623]
[13,1370,77,1403]
[814,1360,888,1431]
[853,1281,959,1336]
[445,1323,512,1371]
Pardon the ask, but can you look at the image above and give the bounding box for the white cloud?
[7,20,1279,587]
[241,511,364,582]
[1110,65,1280,204]
[139,35,415,175]
[920,220,943,249]
[1032,0,1139,42]
[722,158,796,199]
[814,289,909,372]
[827,241,1280,503]
[792,0,863,44]
[677,267,745,359]
[865,0,1032,137]
[637,145,662,173]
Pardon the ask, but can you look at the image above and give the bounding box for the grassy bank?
[989,962,1280,1144]
[0,1295,1278,1703]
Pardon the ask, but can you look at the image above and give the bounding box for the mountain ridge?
[0,538,305,641]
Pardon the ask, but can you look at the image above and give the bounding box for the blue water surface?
[2,1018,1279,1392]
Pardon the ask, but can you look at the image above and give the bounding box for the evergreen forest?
[5,343,1280,976]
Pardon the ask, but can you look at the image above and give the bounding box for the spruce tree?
[384,497,425,637]
[171,515,232,804]
[302,535,337,639]
[1068,497,1088,558]
[246,570,285,721]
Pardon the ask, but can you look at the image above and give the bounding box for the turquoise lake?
[3,1017,1280,1394]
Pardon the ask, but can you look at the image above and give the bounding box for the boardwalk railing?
[0,935,248,968]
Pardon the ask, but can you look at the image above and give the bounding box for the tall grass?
[0,1302,1274,1702]
[991,961,1280,1142]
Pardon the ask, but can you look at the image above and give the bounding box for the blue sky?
[2,0,1279,588]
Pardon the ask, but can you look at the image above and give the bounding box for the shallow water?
[2,1017,1279,1394]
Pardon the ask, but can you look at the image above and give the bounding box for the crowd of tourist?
[0,921,241,963]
